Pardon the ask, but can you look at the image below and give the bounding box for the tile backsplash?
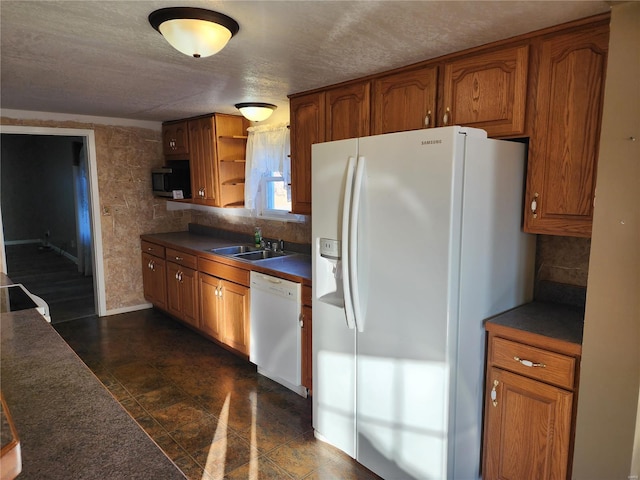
[536,235,591,286]
[191,209,311,245]
[534,235,591,308]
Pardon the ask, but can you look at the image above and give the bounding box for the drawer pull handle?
[491,380,499,407]
[514,356,546,368]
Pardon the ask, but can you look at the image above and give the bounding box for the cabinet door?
[166,261,182,319]
[188,116,218,206]
[483,367,573,480]
[221,280,250,355]
[289,92,325,215]
[325,82,370,141]
[372,65,438,135]
[199,274,223,341]
[179,266,199,328]
[142,252,166,309]
[166,262,198,327]
[301,304,312,390]
[162,121,189,157]
[441,46,529,136]
[524,25,609,237]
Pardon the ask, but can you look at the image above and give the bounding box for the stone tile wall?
[536,235,591,287]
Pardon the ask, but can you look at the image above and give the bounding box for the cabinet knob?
[443,107,451,126]
[424,110,432,128]
[490,379,499,407]
[530,192,539,218]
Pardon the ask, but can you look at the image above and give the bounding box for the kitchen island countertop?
[0,276,186,479]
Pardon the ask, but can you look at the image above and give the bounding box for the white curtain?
[244,123,290,210]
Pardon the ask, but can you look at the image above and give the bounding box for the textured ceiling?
[0,1,610,123]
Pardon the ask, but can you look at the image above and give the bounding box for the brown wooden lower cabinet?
[166,261,199,328]
[142,251,167,310]
[301,285,313,392]
[482,328,580,480]
[197,261,250,356]
[483,367,573,480]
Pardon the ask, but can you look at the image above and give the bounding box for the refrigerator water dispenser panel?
[315,238,345,308]
[319,238,340,259]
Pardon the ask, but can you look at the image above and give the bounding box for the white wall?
[572,3,640,478]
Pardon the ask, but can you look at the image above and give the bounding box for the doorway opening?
[0,126,106,322]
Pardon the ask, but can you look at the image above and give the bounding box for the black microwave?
[152,164,191,198]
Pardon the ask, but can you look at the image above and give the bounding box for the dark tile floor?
[55,309,379,480]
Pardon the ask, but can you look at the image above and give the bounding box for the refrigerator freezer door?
[312,138,359,457]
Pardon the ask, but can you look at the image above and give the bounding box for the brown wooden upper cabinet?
[162,120,189,158]
[372,65,438,135]
[325,82,371,141]
[188,116,218,206]
[524,22,609,237]
[215,114,249,208]
[289,14,608,236]
[186,114,248,208]
[290,92,325,215]
[441,45,529,137]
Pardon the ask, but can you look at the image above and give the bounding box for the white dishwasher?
[249,272,305,396]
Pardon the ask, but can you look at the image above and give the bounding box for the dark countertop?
[0,305,186,479]
[485,301,585,352]
[142,231,312,285]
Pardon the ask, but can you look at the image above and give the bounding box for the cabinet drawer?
[166,248,197,269]
[141,240,165,259]
[198,257,250,287]
[490,336,576,390]
[302,285,312,307]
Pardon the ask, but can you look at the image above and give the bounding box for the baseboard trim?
[105,303,152,316]
[6,240,79,265]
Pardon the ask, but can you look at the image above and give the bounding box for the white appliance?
[249,272,305,396]
[311,126,535,480]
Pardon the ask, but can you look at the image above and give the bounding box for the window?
[244,123,291,217]
[261,172,291,213]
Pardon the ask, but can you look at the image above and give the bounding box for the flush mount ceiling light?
[235,103,277,122]
[148,7,239,58]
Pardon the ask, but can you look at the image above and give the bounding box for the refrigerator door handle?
[341,156,357,330]
[350,155,366,332]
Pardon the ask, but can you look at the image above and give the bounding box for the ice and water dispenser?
[315,238,346,308]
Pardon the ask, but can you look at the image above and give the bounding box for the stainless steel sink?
[208,244,292,262]
[209,245,261,255]
[233,250,289,261]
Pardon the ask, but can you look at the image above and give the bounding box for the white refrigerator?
[311,126,535,480]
